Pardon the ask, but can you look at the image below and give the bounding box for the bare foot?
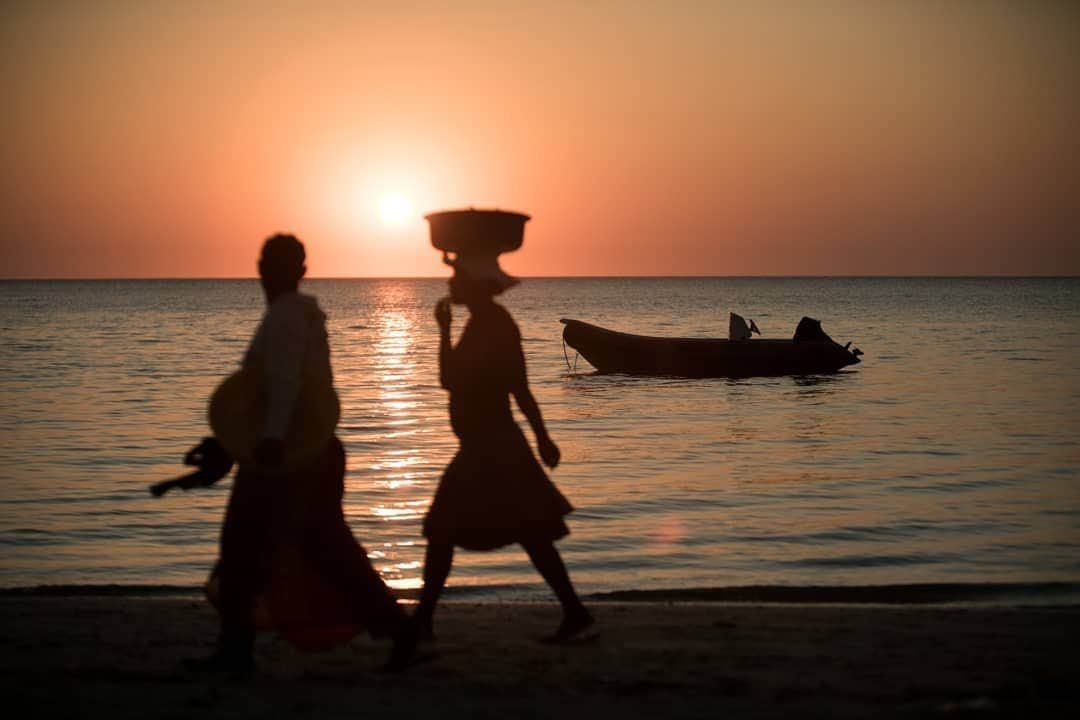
[540,608,595,644]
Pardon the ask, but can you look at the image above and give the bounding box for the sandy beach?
[2,593,1076,719]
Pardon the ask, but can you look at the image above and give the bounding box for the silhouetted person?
[415,260,592,642]
[186,234,417,674]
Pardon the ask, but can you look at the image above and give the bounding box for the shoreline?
[4,580,1079,606]
[2,595,1076,718]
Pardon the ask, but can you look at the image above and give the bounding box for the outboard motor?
[793,317,862,365]
[793,317,832,343]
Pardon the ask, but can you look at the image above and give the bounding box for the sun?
[378,193,413,226]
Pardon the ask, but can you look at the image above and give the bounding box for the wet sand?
[2,595,1076,718]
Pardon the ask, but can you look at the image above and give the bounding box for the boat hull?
[560,319,861,378]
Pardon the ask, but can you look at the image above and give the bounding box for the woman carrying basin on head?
[415,210,592,643]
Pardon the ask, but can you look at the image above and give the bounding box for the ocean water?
[1,278,1078,599]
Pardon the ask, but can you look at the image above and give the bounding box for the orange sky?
[2,0,1077,278]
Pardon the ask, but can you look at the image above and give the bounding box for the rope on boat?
[562,336,579,375]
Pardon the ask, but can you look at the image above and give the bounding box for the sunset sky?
[2,0,1077,278]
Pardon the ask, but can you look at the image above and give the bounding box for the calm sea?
[1,278,1078,599]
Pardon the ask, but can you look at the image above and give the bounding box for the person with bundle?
[414,211,592,644]
[178,234,419,674]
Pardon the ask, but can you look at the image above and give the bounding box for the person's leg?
[413,541,454,636]
[187,472,269,673]
[522,540,593,641]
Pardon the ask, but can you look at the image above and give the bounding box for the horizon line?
[3,274,1079,281]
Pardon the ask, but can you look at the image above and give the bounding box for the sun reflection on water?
[333,282,450,591]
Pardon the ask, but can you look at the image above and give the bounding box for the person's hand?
[538,436,561,469]
[435,297,452,334]
[184,436,233,479]
[255,436,284,468]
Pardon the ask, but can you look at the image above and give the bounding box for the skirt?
[207,437,402,651]
[423,426,573,551]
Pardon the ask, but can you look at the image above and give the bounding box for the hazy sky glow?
[2,0,1077,277]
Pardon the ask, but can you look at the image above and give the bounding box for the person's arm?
[259,301,307,464]
[508,332,560,469]
[436,298,453,389]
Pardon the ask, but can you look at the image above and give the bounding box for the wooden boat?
[560,317,862,378]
